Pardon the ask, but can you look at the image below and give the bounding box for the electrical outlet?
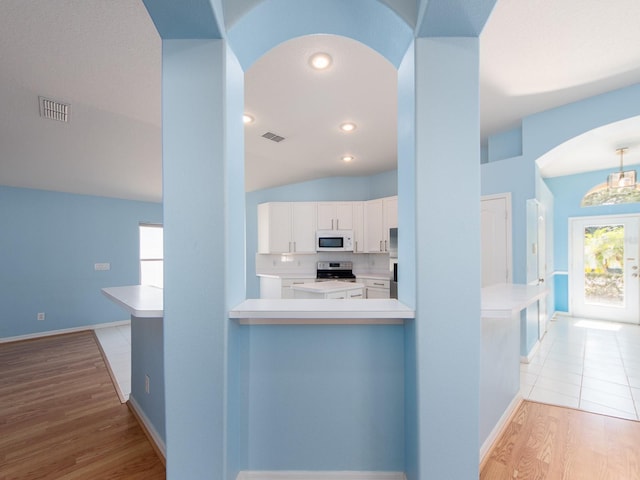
[145,374,150,394]
[94,262,111,271]
[37,312,45,321]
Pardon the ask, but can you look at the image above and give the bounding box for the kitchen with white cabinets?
[255,195,398,300]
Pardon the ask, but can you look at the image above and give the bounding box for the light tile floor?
[521,315,640,421]
[94,323,131,402]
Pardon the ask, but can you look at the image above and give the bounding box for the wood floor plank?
[482,400,640,480]
[0,332,164,479]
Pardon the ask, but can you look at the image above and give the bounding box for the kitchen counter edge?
[102,285,163,318]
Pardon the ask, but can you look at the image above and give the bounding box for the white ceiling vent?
[39,96,70,123]
[262,132,285,143]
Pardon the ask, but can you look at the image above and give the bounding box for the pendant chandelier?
[581,147,640,207]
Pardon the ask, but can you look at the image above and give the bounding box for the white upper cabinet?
[258,202,317,254]
[364,199,384,252]
[258,196,394,255]
[291,203,317,253]
[383,196,398,229]
[363,196,398,253]
[352,202,365,253]
[317,202,354,230]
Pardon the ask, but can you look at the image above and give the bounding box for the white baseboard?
[236,472,406,480]
[127,394,166,460]
[0,319,131,344]
[479,393,523,464]
[520,339,540,364]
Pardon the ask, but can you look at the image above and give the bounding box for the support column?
[414,37,481,479]
[162,39,228,479]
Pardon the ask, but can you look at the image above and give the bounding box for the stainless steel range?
[316,261,356,282]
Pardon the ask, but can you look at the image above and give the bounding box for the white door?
[481,194,511,287]
[570,215,640,323]
[526,199,548,338]
[537,206,548,336]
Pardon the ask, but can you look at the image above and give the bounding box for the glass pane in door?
[583,224,624,306]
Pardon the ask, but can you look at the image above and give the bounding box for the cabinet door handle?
[373,282,385,286]
[336,219,339,229]
[355,241,358,252]
[351,294,363,298]
[380,240,383,251]
[293,241,296,252]
[384,240,388,251]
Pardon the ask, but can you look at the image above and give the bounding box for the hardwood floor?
[0,331,165,479]
[481,400,640,480]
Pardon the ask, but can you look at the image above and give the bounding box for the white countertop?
[101,282,543,323]
[102,285,163,318]
[257,273,316,279]
[481,283,549,319]
[291,280,364,293]
[229,299,415,324]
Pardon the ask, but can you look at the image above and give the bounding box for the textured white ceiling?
[244,35,397,191]
[1,0,640,200]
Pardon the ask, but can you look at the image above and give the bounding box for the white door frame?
[569,213,640,323]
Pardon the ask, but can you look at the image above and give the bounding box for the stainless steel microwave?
[315,230,354,252]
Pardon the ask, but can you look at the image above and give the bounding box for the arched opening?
[243,34,399,298]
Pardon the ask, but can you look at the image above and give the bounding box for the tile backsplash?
[256,252,389,276]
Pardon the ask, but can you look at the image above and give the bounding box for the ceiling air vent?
[262,131,285,143]
[39,96,70,123]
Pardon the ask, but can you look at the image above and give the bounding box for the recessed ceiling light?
[342,155,354,163]
[340,122,357,133]
[243,114,254,124]
[309,52,332,70]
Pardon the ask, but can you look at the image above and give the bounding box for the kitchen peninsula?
[101,285,166,458]
[102,282,546,464]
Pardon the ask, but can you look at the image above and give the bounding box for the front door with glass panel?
[570,215,640,323]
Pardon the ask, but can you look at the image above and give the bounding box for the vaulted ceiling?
[1,0,639,201]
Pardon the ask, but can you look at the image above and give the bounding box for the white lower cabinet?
[281,278,311,299]
[259,276,314,299]
[360,278,390,299]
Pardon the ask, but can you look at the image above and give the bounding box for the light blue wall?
[0,186,161,339]
[545,167,640,312]
[481,156,535,284]
[224,42,249,480]
[414,36,481,479]
[144,0,496,478]
[130,316,165,442]
[160,39,229,479]
[245,171,397,298]
[246,325,405,470]
[487,126,522,163]
[397,40,417,480]
[484,84,640,356]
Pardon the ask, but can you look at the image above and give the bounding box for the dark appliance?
[389,228,398,299]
